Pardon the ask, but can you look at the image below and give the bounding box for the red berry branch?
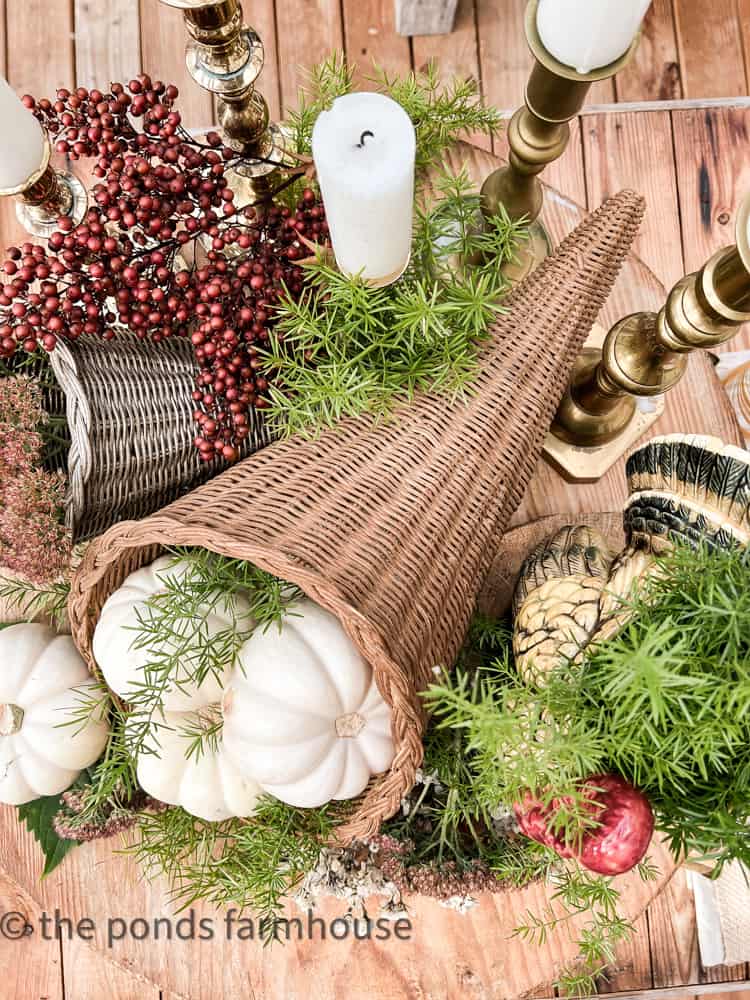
[0,76,327,463]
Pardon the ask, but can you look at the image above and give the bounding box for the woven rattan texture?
[49,334,272,542]
[69,191,646,842]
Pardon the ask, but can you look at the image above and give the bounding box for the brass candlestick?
[0,138,87,239]
[546,193,750,481]
[160,0,285,204]
[481,0,638,280]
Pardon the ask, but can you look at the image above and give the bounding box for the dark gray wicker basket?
[49,334,272,542]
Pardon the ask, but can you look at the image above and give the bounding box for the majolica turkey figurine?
[512,525,614,683]
[512,434,750,680]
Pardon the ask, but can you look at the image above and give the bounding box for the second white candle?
[312,92,416,287]
[537,0,651,74]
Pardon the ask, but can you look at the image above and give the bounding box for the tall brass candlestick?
[480,0,638,279]
[0,138,87,239]
[547,194,750,480]
[160,0,285,203]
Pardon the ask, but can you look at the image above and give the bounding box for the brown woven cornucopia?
[69,191,645,842]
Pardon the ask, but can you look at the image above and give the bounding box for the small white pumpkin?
[0,624,110,805]
[222,599,395,808]
[93,556,250,713]
[135,707,263,822]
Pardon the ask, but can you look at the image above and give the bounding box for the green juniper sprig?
[263,166,528,438]
[286,54,501,176]
[427,542,750,872]
[0,575,71,630]
[129,798,335,936]
[515,865,640,998]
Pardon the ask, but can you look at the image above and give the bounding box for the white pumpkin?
[135,707,263,822]
[93,556,251,713]
[222,599,395,808]
[0,624,110,805]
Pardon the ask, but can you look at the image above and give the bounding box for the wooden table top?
[0,138,744,1000]
[1,2,750,995]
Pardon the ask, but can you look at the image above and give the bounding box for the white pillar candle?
[537,0,651,74]
[0,76,46,190]
[312,92,416,287]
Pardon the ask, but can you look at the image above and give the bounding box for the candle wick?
[356,130,374,149]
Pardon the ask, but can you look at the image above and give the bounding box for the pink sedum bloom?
[0,375,71,583]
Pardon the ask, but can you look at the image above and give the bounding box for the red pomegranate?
[514,774,654,876]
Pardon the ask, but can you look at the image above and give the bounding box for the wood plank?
[0,869,64,1000]
[648,869,701,988]
[498,109,740,527]
[671,106,750,353]
[342,0,412,85]
[671,107,750,273]
[73,0,142,89]
[395,0,458,36]
[6,0,75,94]
[411,0,479,83]
[581,110,684,288]
[138,0,213,132]
[62,937,161,1000]
[412,0,491,152]
[741,1,750,97]
[614,0,682,103]
[702,969,750,988]
[0,801,676,1000]
[246,0,281,122]
[274,0,344,116]
[475,0,528,112]
[598,914,654,994]
[476,0,614,112]
[672,0,747,98]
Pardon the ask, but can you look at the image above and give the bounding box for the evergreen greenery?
[286,54,502,178]
[128,798,336,934]
[264,168,527,437]
[427,542,750,872]
[0,576,71,629]
[262,56,522,437]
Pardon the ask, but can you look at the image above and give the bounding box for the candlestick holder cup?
[545,193,750,481]
[481,0,638,281]
[160,0,285,206]
[0,138,87,239]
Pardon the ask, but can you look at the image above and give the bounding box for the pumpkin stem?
[195,703,223,731]
[335,712,366,738]
[0,703,24,737]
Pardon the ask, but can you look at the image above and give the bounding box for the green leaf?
[17,771,91,878]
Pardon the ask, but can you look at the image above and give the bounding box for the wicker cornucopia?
[68,190,646,842]
[49,334,271,542]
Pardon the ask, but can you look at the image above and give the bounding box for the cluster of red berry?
[0,77,327,462]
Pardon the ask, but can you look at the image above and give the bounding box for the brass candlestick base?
[161,0,285,207]
[1,140,87,239]
[546,195,750,482]
[481,0,638,278]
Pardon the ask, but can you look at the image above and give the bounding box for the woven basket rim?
[71,512,427,843]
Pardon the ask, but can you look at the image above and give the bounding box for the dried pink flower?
[0,376,71,582]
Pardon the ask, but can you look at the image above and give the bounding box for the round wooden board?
[0,143,741,1000]
[0,821,676,1000]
